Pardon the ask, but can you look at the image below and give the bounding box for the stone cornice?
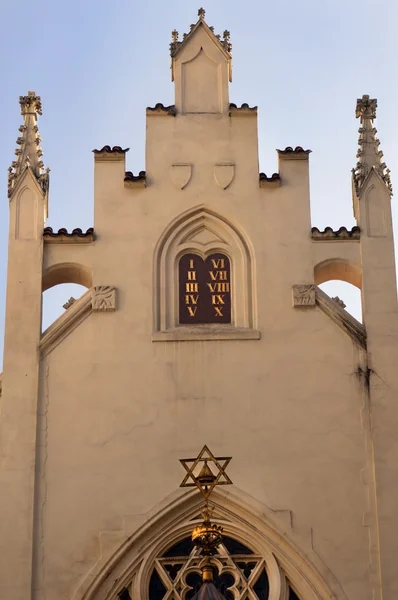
[93,146,129,162]
[40,289,92,357]
[43,227,94,244]
[311,226,360,241]
[315,286,366,350]
[124,171,146,189]
[146,104,176,116]
[259,173,281,188]
[229,103,257,116]
[92,146,129,154]
[277,146,312,160]
[152,327,261,342]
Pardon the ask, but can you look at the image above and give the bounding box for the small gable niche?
[172,14,232,114]
[181,48,221,113]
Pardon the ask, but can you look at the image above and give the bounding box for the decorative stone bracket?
[92,286,116,312]
[292,284,366,349]
[292,284,316,307]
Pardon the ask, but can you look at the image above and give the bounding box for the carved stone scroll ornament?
[292,284,316,307]
[92,286,116,312]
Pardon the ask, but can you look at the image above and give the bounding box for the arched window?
[75,495,343,600]
[148,534,301,600]
[153,206,259,341]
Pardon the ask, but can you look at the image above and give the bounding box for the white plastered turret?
[170,8,232,114]
[0,91,49,600]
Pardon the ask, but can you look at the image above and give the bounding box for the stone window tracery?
[148,535,301,600]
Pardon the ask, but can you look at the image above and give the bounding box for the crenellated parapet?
[8,91,49,199]
[259,172,281,188]
[92,146,129,155]
[124,171,146,188]
[352,95,392,196]
[146,104,176,116]
[43,227,94,243]
[311,226,360,241]
[229,103,257,116]
[277,146,312,159]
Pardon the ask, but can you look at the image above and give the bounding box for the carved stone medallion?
[171,164,192,189]
[92,286,116,312]
[214,163,235,189]
[292,284,315,307]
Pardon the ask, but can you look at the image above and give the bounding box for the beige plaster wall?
[39,297,369,599]
[35,75,373,599]
[35,93,373,597]
[4,18,398,600]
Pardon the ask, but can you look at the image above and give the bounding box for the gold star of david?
[179,445,232,500]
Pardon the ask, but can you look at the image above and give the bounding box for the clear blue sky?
[0,0,397,365]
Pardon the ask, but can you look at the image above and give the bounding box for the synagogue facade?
[0,9,398,600]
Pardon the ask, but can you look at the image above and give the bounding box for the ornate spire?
[8,91,49,198]
[170,10,232,58]
[352,94,392,196]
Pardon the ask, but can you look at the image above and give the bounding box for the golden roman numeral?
[209,271,228,281]
[185,294,199,305]
[211,258,225,269]
[186,282,199,292]
[207,282,230,293]
[211,295,225,305]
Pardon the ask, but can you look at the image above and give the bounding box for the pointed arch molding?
[152,205,260,341]
[75,489,348,600]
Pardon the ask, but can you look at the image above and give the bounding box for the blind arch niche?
[153,206,258,341]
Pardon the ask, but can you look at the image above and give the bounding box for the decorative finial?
[352,94,392,196]
[332,296,346,309]
[179,444,232,500]
[19,91,42,116]
[180,446,232,581]
[355,94,377,121]
[222,30,232,53]
[63,297,76,310]
[170,29,180,56]
[170,10,232,59]
[8,91,49,198]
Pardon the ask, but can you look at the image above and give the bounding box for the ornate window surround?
[76,490,346,600]
[152,205,260,341]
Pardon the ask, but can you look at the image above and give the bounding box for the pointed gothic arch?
[76,489,347,600]
[153,206,258,340]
